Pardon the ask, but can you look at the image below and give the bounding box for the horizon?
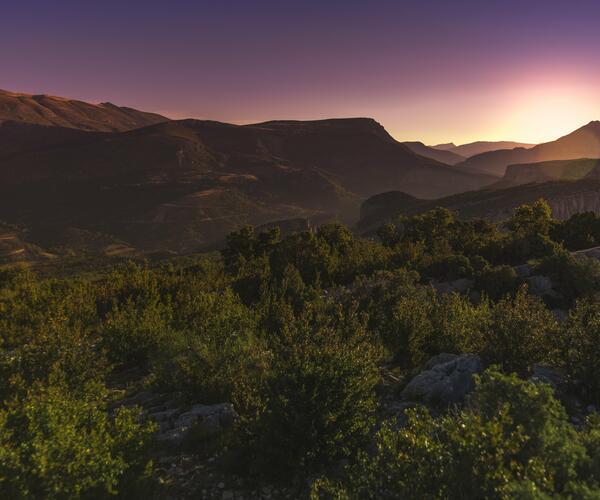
[3,0,600,144]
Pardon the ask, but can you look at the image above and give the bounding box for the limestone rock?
[401,354,482,407]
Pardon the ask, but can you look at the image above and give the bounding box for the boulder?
[525,275,555,297]
[514,264,533,278]
[158,403,235,445]
[530,364,565,389]
[433,278,474,295]
[401,354,482,407]
[424,353,459,370]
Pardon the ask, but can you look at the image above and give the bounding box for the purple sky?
[2,0,600,144]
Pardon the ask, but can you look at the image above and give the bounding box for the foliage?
[473,287,557,373]
[316,368,596,499]
[153,289,264,403]
[475,264,519,300]
[537,249,600,307]
[560,300,600,404]
[234,301,379,478]
[0,378,155,500]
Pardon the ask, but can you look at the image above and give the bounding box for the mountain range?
[0,89,167,132]
[2,88,600,263]
[0,89,495,258]
[358,155,600,231]
[455,122,600,176]
[432,141,535,158]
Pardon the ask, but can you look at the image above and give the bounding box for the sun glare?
[499,87,596,144]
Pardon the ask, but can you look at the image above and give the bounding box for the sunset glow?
[2,0,600,145]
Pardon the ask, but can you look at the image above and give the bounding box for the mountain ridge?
[457,121,600,176]
[0,88,169,132]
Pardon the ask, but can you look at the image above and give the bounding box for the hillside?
[403,141,465,165]
[496,158,600,188]
[434,140,535,158]
[0,89,168,132]
[0,112,496,255]
[457,121,600,176]
[359,179,600,231]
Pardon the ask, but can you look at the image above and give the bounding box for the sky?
[2,0,600,145]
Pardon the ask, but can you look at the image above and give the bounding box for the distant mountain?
[438,141,535,158]
[360,153,600,231]
[494,158,600,188]
[358,179,600,233]
[432,142,456,150]
[0,99,496,255]
[0,89,168,132]
[457,122,600,176]
[403,141,465,165]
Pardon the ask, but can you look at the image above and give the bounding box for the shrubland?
[3,199,600,497]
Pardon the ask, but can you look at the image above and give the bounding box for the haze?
[2,0,600,144]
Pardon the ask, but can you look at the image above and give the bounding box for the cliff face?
[548,189,600,220]
[500,159,600,187]
[358,181,600,231]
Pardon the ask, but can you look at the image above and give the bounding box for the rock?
[157,402,236,445]
[514,264,533,278]
[148,408,180,423]
[551,308,568,323]
[530,364,565,389]
[401,354,482,407]
[222,491,234,500]
[434,278,474,295]
[468,290,481,304]
[424,353,459,370]
[526,275,555,297]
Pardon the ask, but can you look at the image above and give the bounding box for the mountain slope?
[0,114,496,254]
[359,179,600,232]
[457,122,600,176]
[495,158,600,188]
[403,141,465,165]
[0,89,168,132]
[434,141,534,158]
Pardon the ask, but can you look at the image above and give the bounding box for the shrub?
[235,303,379,479]
[323,368,589,499]
[386,287,487,367]
[560,300,600,403]
[537,249,600,307]
[474,287,557,373]
[475,264,519,300]
[424,254,474,281]
[100,296,172,366]
[153,289,263,403]
[0,379,155,499]
[0,321,107,403]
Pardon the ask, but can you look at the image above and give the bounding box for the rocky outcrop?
[432,278,474,295]
[156,403,236,446]
[401,354,483,407]
[114,390,236,446]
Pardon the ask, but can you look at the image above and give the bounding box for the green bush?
[235,303,379,479]
[100,297,172,366]
[560,300,600,403]
[474,287,557,373]
[153,289,263,403]
[386,287,486,367]
[0,322,107,403]
[320,368,593,499]
[537,249,600,307]
[424,253,474,281]
[0,379,155,499]
[475,264,519,300]
[0,269,97,348]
